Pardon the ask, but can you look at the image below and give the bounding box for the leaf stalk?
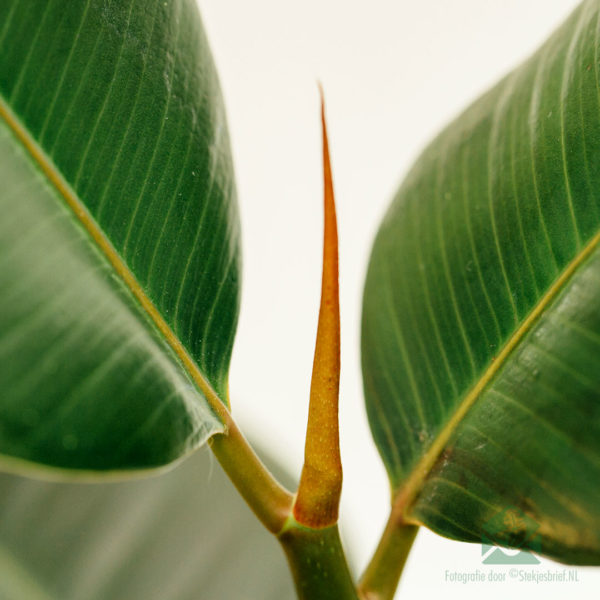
[208,417,294,534]
[357,503,418,600]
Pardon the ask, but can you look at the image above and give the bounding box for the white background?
[196,1,600,597]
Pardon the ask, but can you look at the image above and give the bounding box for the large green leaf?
[0,1,240,471]
[0,447,294,600]
[362,0,600,563]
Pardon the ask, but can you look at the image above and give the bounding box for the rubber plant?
[0,1,599,599]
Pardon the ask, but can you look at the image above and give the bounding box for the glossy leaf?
[0,447,294,600]
[362,0,600,563]
[0,0,240,471]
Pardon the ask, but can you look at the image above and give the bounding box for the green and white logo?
[481,507,541,565]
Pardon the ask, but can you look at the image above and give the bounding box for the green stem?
[278,517,359,600]
[357,507,418,600]
[208,419,293,534]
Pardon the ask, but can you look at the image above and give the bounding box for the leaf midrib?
[396,224,600,519]
[0,95,230,427]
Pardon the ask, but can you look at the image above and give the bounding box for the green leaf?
[362,0,600,564]
[0,1,240,471]
[0,447,294,600]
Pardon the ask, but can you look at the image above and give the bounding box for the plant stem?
[278,516,359,600]
[357,504,418,600]
[209,418,293,534]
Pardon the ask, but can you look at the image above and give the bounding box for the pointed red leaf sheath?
[293,87,343,528]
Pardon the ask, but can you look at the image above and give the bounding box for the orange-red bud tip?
[293,86,342,528]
